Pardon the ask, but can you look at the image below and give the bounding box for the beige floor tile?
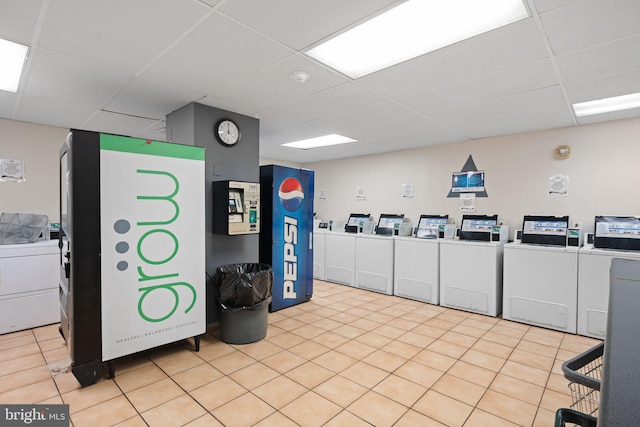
[311,331,350,349]
[288,340,330,360]
[114,363,168,393]
[323,410,372,427]
[43,347,69,364]
[517,339,559,358]
[125,377,185,413]
[386,317,420,331]
[383,339,421,359]
[472,339,513,359]
[285,361,335,388]
[332,324,367,339]
[190,376,246,410]
[267,331,307,349]
[180,413,225,426]
[523,329,564,347]
[0,364,51,394]
[459,318,495,331]
[0,352,45,376]
[501,360,550,387]
[394,360,443,388]
[52,370,82,394]
[372,374,427,407]
[314,375,368,407]
[0,342,41,362]
[412,349,457,372]
[427,339,468,359]
[33,324,61,342]
[294,311,324,324]
[340,361,390,389]
[460,348,506,372]
[253,411,300,427]
[260,349,307,374]
[207,350,256,375]
[539,388,574,412]
[140,394,206,427]
[347,390,407,427]
[291,323,326,339]
[170,362,223,391]
[62,379,123,414]
[546,372,571,395]
[432,374,487,406]
[440,330,478,347]
[212,392,275,426]
[560,338,600,354]
[450,324,487,338]
[463,409,520,427]
[113,354,153,375]
[448,361,497,388]
[362,349,407,372]
[280,391,342,427]
[253,375,308,409]
[312,349,358,373]
[0,378,59,404]
[0,329,33,342]
[394,409,448,427]
[491,324,528,339]
[354,331,393,348]
[532,407,557,427]
[71,395,137,427]
[413,390,474,427]
[372,324,407,340]
[194,339,236,361]
[150,348,204,376]
[272,317,306,331]
[509,348,555,371]
[364,311,395,324]
[396,331,435,348]
[490,373,545,405]
[350,317,383,332]
[114,415,155,426]
[335,340,377,360]
[477,389,538,426]
[482,331,521,347]
[229,361,280,390]
[233,339,283,360]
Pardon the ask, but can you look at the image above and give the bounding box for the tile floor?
[0,280,602,427]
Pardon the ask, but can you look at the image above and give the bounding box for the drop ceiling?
[1,0,639,163]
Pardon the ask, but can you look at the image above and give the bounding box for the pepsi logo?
[279,177,304,212]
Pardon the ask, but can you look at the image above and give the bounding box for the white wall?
[3,117,640,234]
[259,157,302,169]
[305,117,640,234]
[0,119,68,223]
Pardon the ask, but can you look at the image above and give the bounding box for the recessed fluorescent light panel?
[282,134,357,150]
[0,38,29,93]
[306,0,529,78]
[573,92,640,117]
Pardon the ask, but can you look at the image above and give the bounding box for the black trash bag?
[215,263,272,309]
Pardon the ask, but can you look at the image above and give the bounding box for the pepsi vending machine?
[260,165,314,311]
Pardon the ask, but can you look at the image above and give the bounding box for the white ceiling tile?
[104,77,205,120]
[13,95,95,129]
[37,0,209,73]
[0,91,18,119]
[532,0,580,14]
[143,13,293,95]
[428,86,568,125]
[23,48,133,109]
[216,55,349,112]
[401,60,559,114]
[308,102,415,134]
[81,110,160,136]
[357,18,549,99]
[132,120,168,142]
[555,35,640,83]
[540,0,640,55]
[565,69,640,104]
[263,82,386,123]
[451,106,575,139]
[220,0,400,50]
[0,0,43,44]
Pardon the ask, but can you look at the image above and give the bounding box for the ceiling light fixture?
[289,70,311,84]
[306,0,529,79]
[0,38,29,93]
[572,92,640,117]
[282,134,357,150]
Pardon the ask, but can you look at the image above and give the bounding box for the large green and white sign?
[100,134,205,361]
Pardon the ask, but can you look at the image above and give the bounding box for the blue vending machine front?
[260,165,314,311]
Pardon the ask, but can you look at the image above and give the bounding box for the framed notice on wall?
[0,158,25,182]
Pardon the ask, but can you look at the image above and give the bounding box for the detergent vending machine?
[259,165,314,311]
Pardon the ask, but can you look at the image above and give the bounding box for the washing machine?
[503,243,578,333]
[324,231,356,286]
[578,244,640,339]
[0,239,59,334]
[313,229,326,280]
[394,237,440,304]
[439,239,503,317]
[355,234,394,295]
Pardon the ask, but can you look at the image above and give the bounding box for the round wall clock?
[215,119,240,146]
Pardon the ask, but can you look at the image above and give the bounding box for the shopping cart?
[554,342,604,427]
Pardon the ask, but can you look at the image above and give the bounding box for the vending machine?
[259,165,314,311]
[59,130,205,386]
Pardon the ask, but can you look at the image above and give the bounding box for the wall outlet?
[573,220,582,229]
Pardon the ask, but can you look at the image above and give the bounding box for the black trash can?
[214,263,272,344]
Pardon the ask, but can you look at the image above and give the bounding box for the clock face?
[216,119,240,146]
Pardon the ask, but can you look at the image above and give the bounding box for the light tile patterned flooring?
[0,280,602,427]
